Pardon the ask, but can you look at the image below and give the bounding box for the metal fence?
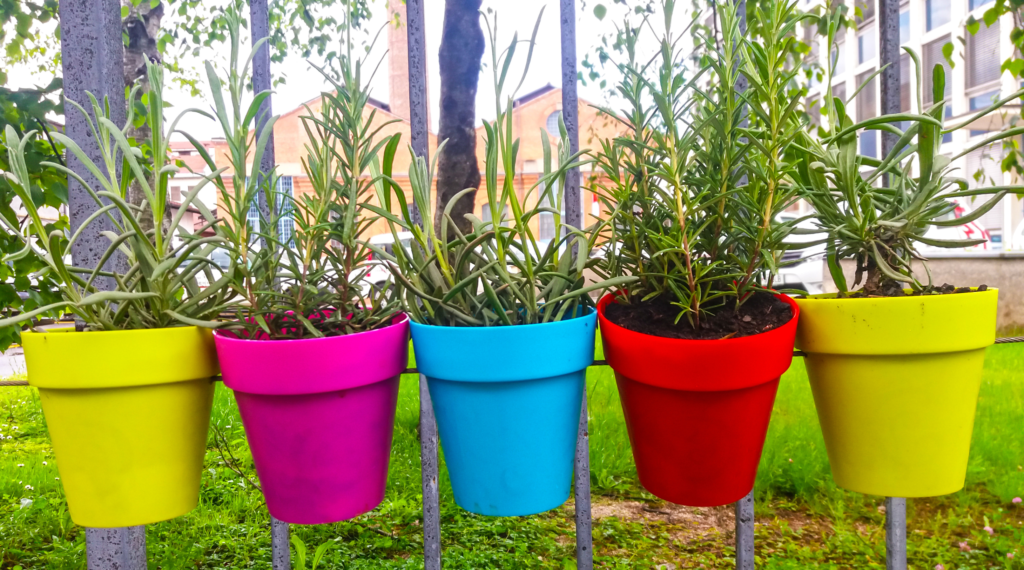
[2,0,1019,568]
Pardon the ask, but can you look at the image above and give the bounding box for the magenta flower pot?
[214,315,409,525]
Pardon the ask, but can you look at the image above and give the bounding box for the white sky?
[5,0,668,141]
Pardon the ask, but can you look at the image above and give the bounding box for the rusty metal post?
[61,2,144,566]
[558,1,592,568]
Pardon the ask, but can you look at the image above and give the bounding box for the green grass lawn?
[1,343,1022,569]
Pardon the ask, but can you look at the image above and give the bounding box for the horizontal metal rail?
[2,337,1022,388]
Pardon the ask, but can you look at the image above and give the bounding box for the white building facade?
[806,0,1024,250]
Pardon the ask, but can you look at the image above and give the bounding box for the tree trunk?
[435,0,485,240]
[122,1,165,236]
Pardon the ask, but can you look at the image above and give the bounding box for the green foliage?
[370,11,630,327]
[0,62,234,331]
[0,78,66,350]
[791,15,1024,295]
[191,7,399,339]
[592,0,804,329]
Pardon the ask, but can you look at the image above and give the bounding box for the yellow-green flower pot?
[21,326,217,527]
[795,289,997,497]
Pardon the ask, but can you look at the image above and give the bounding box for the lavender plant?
[0,63,234,331]
[591,0,807,331]
[186,8,401,339]
[791,15,1024,296]
[369,11,633,327]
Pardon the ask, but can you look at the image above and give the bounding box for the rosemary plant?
[791,16,1024,296]
[370,11,632,327]
[0,64,234,331]
[592,0,806,330]
[186,8,401,339]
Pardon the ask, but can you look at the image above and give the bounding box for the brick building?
[207,0,621,243]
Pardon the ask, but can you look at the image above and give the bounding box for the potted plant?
[369,13,630,517]
[789,18,1024,497]
[0,65,234,527]
[200,11,409,525]
[591,0,806,507]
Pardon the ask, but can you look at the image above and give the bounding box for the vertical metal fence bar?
[879,0,900,157]
[407,0,430,228]
[271,516,291,570]
[419,375,443,570]
[735,492,755,569]
[249,0,275,223]
[558,2,592,568]
[86,527,146,570]
[405,0,440,566]
[60,0,129,286]
[885,497,908,570]
[249,1,288,566]
[61,2,143,566]
[878,0,907,565]
[731,0,754,566]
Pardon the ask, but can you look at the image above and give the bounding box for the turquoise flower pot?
[411,310,596,516]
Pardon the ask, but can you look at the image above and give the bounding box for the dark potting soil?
[839,283,989,298]
[604,291,793,340]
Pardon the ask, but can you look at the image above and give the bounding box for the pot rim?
[597,291,799,345]
[212,312,409,345]
[597,292,799,392]
[21,326,219,390]
[215,313,411,396]
[794,288,998,355]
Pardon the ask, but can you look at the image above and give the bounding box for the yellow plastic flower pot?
[21,326,218,527]
[795,289,997,497]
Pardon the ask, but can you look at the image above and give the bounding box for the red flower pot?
[597,293,799,506]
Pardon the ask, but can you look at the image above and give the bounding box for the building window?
[276,176,294,248]
[857,69,878,158]
[858,25,877,63]
[538,182,561,242]
[899,9,910,44]
[899,54,911,113]
[803,23,821,69]
[970,88,1001,111]
[171,186,182,203]
[967,21,1001,91]
[545,111,563,137]
[832,40,846,76]
[482,203,510,227]
[926,0,950,31]
[832,80,847,114]
[246,201,261,236]
[969,0,994,11]
[807,97,822,129]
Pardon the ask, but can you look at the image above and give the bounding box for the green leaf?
[942,42,955,69]
[966,16,980,35]
[594,4,607,20]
